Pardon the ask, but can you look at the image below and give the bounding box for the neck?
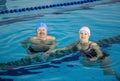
[81,40,89,44]
[41,37,47,40]
[37,36,47,40]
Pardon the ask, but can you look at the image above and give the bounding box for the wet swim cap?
[79,26,90,36]
[36,23,47,30]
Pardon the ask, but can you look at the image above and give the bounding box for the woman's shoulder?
[89,41,98,46]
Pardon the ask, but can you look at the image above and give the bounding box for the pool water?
[0,1,120,81]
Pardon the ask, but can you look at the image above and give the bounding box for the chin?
[40,36,45,38]
[81,39,87,42]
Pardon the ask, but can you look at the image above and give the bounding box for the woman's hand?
[89,57,98,62]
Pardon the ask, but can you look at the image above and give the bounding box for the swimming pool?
[0,0,120,81]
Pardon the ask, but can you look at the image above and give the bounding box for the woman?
[76,26,119,80]
[77,26,106,61]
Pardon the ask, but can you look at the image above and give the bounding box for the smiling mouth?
[81,36,86,39]
[40,32,45,35]
[81,37,84,38]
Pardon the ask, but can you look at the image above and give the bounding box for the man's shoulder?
[47,36,56,40]
[29,36,37,40]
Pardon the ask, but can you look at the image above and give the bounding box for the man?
[21,23,56,54]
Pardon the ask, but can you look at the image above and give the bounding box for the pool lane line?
[0,0,120,26]
[0,0,99,15]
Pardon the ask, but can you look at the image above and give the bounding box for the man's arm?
[21,38,32,54]
[43,41,79,60]
[44,36,56,54]
[48,37,56,50]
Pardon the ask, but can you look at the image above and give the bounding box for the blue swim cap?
[36,23,47,30]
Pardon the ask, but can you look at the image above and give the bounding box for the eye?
[85,33,87,35]
[80,32,83,35]
[37,29,41,31]
[43,29,46,31]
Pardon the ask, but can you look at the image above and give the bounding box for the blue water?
[0,1,120,81]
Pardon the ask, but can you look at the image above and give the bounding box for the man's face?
[79,30,89,42]
[37,27,47,38]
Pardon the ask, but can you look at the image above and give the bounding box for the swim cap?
[79,26,90,36]
[36,23,47,30]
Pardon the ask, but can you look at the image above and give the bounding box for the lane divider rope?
[0,0,99,14]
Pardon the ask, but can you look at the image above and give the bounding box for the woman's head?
[79,26,90,42]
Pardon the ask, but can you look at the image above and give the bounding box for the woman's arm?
[90,42,103,61]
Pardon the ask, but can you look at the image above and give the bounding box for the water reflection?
[0,0,7,10]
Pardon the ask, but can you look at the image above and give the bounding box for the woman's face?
[79,30,89,42]
[37,27,47,38]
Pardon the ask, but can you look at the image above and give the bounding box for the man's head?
[36,23,47,38]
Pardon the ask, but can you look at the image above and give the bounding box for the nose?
[80,34,84,37]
